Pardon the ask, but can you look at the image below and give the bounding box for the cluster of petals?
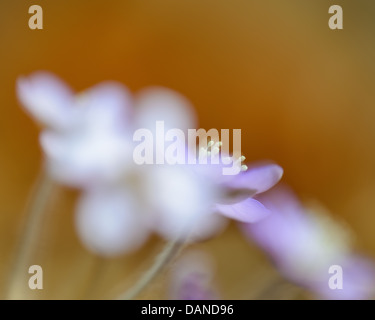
[17,71,283,256]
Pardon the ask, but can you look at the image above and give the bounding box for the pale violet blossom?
[242,185,375,300]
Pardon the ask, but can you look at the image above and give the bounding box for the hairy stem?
[117,238,186,300]
[5,167,54,299]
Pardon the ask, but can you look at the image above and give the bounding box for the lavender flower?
[242,186,375,300]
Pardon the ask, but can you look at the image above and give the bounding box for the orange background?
[0,0,375,299]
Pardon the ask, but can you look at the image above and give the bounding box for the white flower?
[74,86,227,254]
[18,71,283,256]
[17,71,134,188]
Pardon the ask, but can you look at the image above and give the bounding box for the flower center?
[198,140,248,171]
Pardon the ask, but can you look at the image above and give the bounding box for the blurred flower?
[17,71,134,188]
[242,186,375,300]
[73,85,222,254]
[17,71,284,257]
[150,139,284,241]
[73,84,284,254]
[169,250,219,300]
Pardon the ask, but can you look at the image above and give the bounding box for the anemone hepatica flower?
[242,186,375,300]
[17,71,283,256]
[74,85,220,255]
[74,84,283,255]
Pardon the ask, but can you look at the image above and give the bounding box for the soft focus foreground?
[1,0,375,299]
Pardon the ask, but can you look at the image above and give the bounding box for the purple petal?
[16,71,74,130]
[224,163,283,195]
[314,256,375,300]
[241,186,317,263]
[215,198,271,223]
[254,184,304,216]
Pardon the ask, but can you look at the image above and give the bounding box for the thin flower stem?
[5,166,54,299]
[117,238,186,300]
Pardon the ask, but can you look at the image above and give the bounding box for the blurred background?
[0,0,375,299]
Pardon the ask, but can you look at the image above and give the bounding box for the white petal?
[16,71,74,130]
[75,188,149,256]
[40,130,134,187]
[144,165,224,241]
[75,81,133,131]
[135,87,196,134]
